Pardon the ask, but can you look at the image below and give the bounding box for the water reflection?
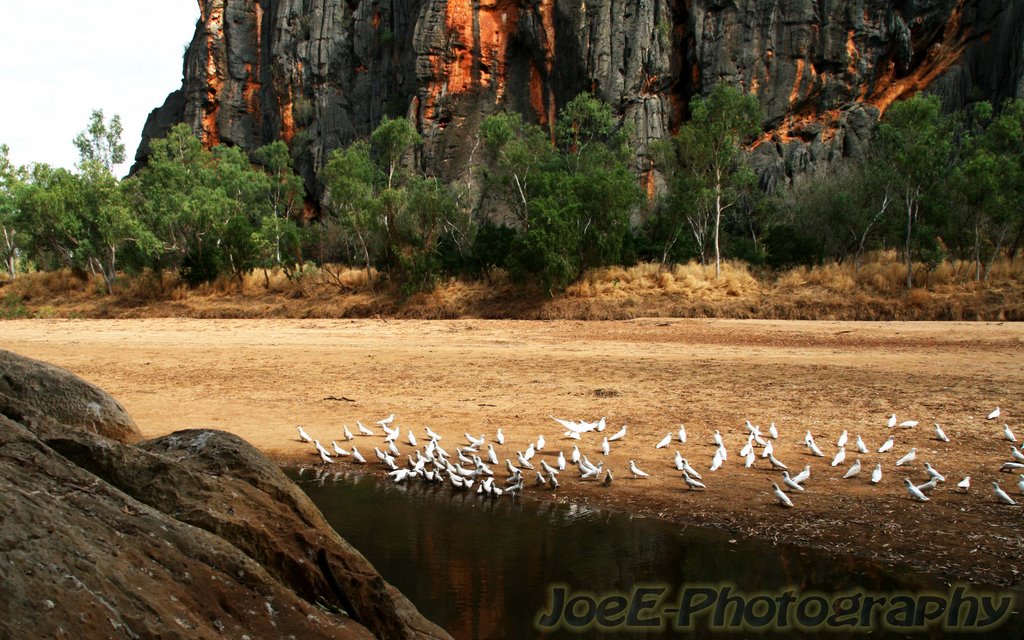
[291,470,1022,640]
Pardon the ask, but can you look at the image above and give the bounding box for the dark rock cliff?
[137,0,1024,194]
[0,348,451,640]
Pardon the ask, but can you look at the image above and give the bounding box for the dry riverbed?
[2,318,1022,587]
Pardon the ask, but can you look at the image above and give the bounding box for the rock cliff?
[138,0,1024,193]
[0,348,451,640]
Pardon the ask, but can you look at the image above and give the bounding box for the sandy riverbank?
[2,318,1022,587]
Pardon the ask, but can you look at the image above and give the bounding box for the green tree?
[252,141,306,277]
[876,94,954,288]
[322,141,380,287]
[74,109,126,173]
[370,116,421,189]
[0,145,26,279]
[666,84,763,278]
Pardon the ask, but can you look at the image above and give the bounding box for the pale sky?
[0,1,200,176]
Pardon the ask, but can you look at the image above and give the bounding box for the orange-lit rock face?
[201,0,225,147]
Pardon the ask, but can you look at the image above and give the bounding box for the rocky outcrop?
[0,349,140,443]
[0,349,450,640]
[138,0,1024,192]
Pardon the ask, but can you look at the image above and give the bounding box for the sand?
[2,317,1022,587]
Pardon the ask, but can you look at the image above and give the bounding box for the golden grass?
[2,254,1022,321]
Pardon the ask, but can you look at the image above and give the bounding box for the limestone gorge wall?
[139,0,1024,194]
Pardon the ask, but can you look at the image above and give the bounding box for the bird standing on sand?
[1018,474,1024,495]
[807,439,825,457]
[837,431,848,448]
[957,477,970,492]
[709,449,724,472]
[782,471,805,492]
[993,482,1016,505]
[904,478,929,502]
[557,451,567,470]
[297,426,312,443]
[988,407,1001,420]
[609,425,627,441]
[895,448,917,467]
[602,469,613,487]
[656,433,672,449]
[923,462,946,483]
[771,483,794,508]
[377,413,396,427]
[1003,424,1017,443]
[331,441,350,456]
[855,435,869,454]
[768,453,788,471]
[678,424,687,443]
[629,460,649,479]
[496,428,505,445]
[831,447,846,467]
[870,463,883,484]
[343,425,354,441]
[769,423,779,440]
[934,424,950,443]
[878,436,895,453]
[887,414,897,428]
[351,446,367,464]
[318,448,334,464]
[537,435,546,451]
[571,445,581,464]
[358,422,374,436]
[601,437,610,456]
[792,466,811,484]
[843,459,861,479]
[684,473,706,490]
[713,430,725,449]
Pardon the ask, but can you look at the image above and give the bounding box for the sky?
[0,1,200,176]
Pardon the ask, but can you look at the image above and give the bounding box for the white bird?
[407,431,417,447]
[386,441,400,457]
[389,469,410,483]
[581,463,603,479]
[297,426,312,442]
[713,430,724,448]
[318,448,334,464]
[564,430,582,440]
[870,463,882,484]
[923,462,946,483]
[993,481,1016,505]
[709,449,723,472]
[601,437,610,456]
[683,473,706,490]
[571,445,581,464]
[377,413,396,427]
[1011,447,1024,463]
[831,447,846,468]
[331,441,350,456]
[878,436,895,453]
[988,407,1001,420]
[536,435,546,451]
[1000,462,1024,472]
[351,446,366,464]
[425,427,442,441]
[744,450,755,468]
[804,431,814,446]
[1018,474,1024,494]
[782,471,805,492]
[314,440,331,458]
[680,458,702,479]
[557,451,566,470]
[629,460,649,479]
[768,423,778,440]
[957,476,971,492]
[739,437,753,458]
[836,431,848,448]
[373,446,387,462]
[608,425,627,441]
[855,435,869,454]
[915,477,939,494]
[524,443,535,460]
[678,424,687,443]
[904,478,930,502]
[383,424,399,441]
[656,433,672,449]
[549,473,559,490]
[343,425,354,441]
[887,414,897,428]
[772,483,794,508]
[466,432,485,447]
[496,428,504,445]
[768,454,788,471]
[357,422,374,436]
[1003,424,1017,443]
[807,440,825,457]
[516,451,534,469]
[899,420,919,428]
[843,459,862,479]
[792,465,811,484]
[760,439,774,459]
[895,448,917,467]
[934,424,950,443]
[487,445,498,465]
[674,450,685,470]
[717,444,728,462]
[540,460,559,477]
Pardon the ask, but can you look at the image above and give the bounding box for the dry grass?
[2,254,1022,321]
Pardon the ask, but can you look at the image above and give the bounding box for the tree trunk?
[714,168,722,279]
[904,192,915,290]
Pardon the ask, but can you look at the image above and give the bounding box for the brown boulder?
[0,348,140,443]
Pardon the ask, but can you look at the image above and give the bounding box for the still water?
[292,470,1022,640]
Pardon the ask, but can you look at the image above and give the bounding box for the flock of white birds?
[293,407,1024,508]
